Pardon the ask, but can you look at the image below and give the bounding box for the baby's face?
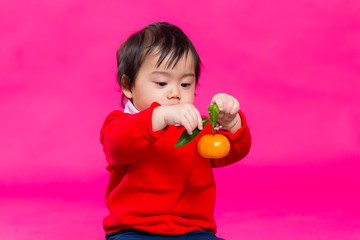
[127,52,196,111]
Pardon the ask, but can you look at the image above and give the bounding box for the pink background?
[1,0,359,239]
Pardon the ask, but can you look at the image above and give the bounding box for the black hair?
[116,22,202,107]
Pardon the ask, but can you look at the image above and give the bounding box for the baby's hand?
[153,104,203,135]
[211,93,242,131]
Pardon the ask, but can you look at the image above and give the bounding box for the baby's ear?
[120,75,133,99]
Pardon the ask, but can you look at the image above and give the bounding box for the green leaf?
[175,118,208,148]
[207,104,220,135]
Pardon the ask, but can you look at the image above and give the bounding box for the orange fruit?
[197,134,230,159]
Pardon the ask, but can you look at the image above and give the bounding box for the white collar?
[124,100,139,114]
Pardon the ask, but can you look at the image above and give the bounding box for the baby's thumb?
[198,116,203,130]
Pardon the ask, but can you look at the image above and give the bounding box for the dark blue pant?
[106,230,225,240]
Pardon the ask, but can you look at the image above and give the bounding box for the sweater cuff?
[138,102,167,142]
[217,110,249,141]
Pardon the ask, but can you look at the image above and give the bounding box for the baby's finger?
[185,110,200,133]
[212,97,224,111]
[182,118,194,135]
[186,105,203,131]
[210,94,220,107]
[230,99,240,115]
[218,111,225,119]
[221,95,235,114]
[196,109,203,130]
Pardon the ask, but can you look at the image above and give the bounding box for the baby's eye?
[156,82,167,86]
[181,83,191,88]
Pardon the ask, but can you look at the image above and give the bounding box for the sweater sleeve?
[209,111,251,168]
[100,102,166,166]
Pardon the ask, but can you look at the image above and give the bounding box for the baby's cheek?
[182,95,195,104]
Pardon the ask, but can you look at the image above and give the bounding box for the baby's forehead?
[143,48,195,70]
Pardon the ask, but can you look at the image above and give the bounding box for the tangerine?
[197,134,230,159]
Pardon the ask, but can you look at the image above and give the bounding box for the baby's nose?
[167,86,180,99]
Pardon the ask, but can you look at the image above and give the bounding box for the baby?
[100,22,251,240]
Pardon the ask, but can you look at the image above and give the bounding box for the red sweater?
[100,102,251,235]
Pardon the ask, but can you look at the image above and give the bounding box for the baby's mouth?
[168,101,180,105]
